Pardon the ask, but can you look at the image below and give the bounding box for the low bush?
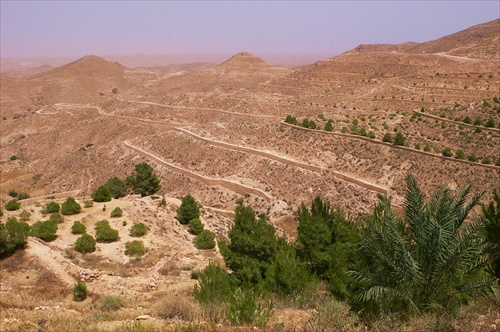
[158,260,181,276]
[71,221,86,234]
[100,296,126,311]
[61,197,81,215]
[17,193,29,200]
[49,212,64,224]
[19,210,31,222]
[125,240,147,257]
[92,185,112,202]
[188,218,204,235]
[42,201,60,214]
[194,230,216,249]
[130,222,149,237]
[31,220,58,242]
[110,207,123,218]
[0,217,30,256]
[73,281,87,302]
[482,156,492,164]
[5,199,21,211]
[75,233,96,253]
[95,219,119,242]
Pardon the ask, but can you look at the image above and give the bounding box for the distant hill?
[40,55,127,79]
[348,19,499,59]
[213,52,289,74]
[153,52,290,93]
[30,55,131,103]
[408,18,500,59]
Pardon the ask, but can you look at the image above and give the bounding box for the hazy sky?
[1,1,498,59]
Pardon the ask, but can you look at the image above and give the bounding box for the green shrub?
[100,296,126,311]
[324,120,333,132]
[188,218,204,235]
[42,201,60,214]
[227,287,273,327]
[83,200,93,208]
[75,233,96,253]
[482,156,492,164]
[17,193,29,200]
[468,154,478,162]
[61,197,81,215]
[455,149,466,160]
[105,177,128,199]
[126,162,162,197]
[95,219,119,242]
[49,212,64,224]
[0,217,30,256]
[9,155,17,161]
[219,205,277,284]
[5,200,21,211]
[485,118,495,128]
[19,210,31,222]
[73,281,87,302]
[442,147,453,157]
[284,115,298,125]
[193,263,236,323]
[130,222,149,237]
[71,221,86,234]
[382,133,393,143]
[92,185,112,202]
[176,194,201,225]
[125,240,148,257]
[393,132,405,146]
[265,244,317,296]
[194,230,216,250]
[31,220,58,242]
[423,145,432,152]
[9,190,18,197]
[110,207,123,218]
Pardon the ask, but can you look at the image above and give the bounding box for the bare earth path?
[25,238,78,287]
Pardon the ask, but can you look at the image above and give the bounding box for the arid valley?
[1,17,499,331]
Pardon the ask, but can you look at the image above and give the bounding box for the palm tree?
[349,174,496,318]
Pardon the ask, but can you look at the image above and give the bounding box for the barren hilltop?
[0,19,499,331]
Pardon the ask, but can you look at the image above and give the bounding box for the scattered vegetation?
[61,197,81,215]
[0,217,29,256]
[194,230,216,250]
[73,281,88,302]
[126,162,162,197]
[95,219,119,243]
[5,199,21,211]
[176,194,201,225]
[110,206,123,218]
[125,240,148,257]
[129,222,149,237]
[42,201,60,214]
[71,220,86,234]
[75,233,96,253]
[30,220,58,242]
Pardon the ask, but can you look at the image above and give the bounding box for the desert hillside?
[1,18,499,331]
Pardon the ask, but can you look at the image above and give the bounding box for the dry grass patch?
[152,290,201,322]
[158,260,181,276]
